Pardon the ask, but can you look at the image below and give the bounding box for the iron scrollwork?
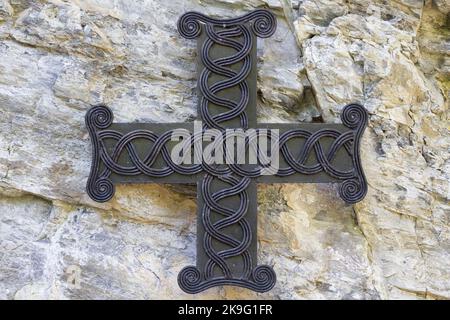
[85,9,368,294]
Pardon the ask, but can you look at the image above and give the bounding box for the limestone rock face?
[0,0,448,300]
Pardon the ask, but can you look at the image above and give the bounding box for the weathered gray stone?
[0,0,13,20]
[0,0,448,300]
[434,0,450,14]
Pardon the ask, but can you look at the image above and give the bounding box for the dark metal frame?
[85,9,368,294]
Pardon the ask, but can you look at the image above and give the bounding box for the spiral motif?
[339,178,366,204]
[251,10,277,38]
[88,104,113,129]
[178,266,202,293]
[85,9,369,295]
[339,103,368,203]
[86,122,368,199]
[341,103,368,129]
[86,111,368,203]
[177,12,201,39]
[177,265,277,293]
[88,178,115,203]
[252,265,276,290]
[177,9,277,39]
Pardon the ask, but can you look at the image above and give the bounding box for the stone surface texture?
[0,0,448,300]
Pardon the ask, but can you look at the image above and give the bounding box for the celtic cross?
[85,9,368,294]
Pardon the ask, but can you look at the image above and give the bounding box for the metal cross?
[85,9,368,294]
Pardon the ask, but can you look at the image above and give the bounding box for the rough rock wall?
[0,0,448,300]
